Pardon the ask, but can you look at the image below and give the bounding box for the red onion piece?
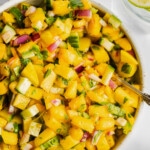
[128,50,136,57]
[31,33,40,41]
[75,65,84,73]
[51,99,61,106]
[107,130,115,136]
[20,133,30,144]
[80,132,90,142]
[22,143,33,150]
[109,79,117,90]
[12,34,30,46]
[75,9,92,19]
[87,55,94,61]
[47,38,62,52]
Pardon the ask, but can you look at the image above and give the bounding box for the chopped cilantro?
[123,121,132,134]
[70,0,83,9]
[128,113,132,118]
[40,136,59,149]
[41,50,48,60]
[20,58,31,66]
[121,63,132,74]
[9,7,24,27]
[44,69,51,78]
[78,104,86,112]
[123,97,128,103]
[45,16,56,26]
[62,78,68,86]
[80,112,90,119]
[13,123,19,133]
[107,103,125,117]
[113,44,121,50]
[31,46,43,59]
[89,79,96,88]
[92,45,100,50]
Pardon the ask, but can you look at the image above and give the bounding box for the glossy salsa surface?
[0,0,141,149]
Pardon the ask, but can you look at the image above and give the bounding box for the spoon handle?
[114,75,150,105]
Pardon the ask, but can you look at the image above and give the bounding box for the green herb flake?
[9,7,24,27]
[123,121,132,134]
[92,130,102,145]
[31,89,36,95]
[46,16,56,26]
[89,79,96,88]
[92,45,100,50]
[70,0,83,9]
[20,58,31,66]
[121,63,132,74]
[128,113,132,118]
[123,97,128,103]
[78,104,86,112]
[40,136,59,150]
[41,50,48,60]
[81,112,90,119]
[107,103,125,117]
[44,69,51,78]
[31,46,43,59]
[13,122,19,133]
[62,78,68,86]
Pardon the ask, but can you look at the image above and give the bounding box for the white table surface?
[1,0,150,149]
[98,0,150,150]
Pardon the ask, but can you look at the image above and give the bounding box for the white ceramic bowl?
[0,0,146,149]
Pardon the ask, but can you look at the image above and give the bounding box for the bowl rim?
[0,0,145,149]
[91,0,144,148]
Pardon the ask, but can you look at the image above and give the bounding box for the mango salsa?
[0,0,141,149]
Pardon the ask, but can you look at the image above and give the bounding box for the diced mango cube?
[2,129,18,145]
[21,62,39,87]
[40,70,56,93]
[96,133,110,150]
[115,38,132,51]
[69,127,83,141]
[29,8,45,30]
[71,116,94,133]
[0,43,6,60]
[95,117,115,130]
[64,80,78,99]
[25,86,43,101]
[49,18,65,36]
[58,48,76,65]
[49,105,69,123]
[40,29,54,46]
[0,117,7,127]
[79,37,91,52]
[2,11,15,24]
[54,64,77,80]
[53,1,71,16]
[60,135,78,149]
[91,45,109,63]
[89,105,110,117]
[69,94,87,112]
[87,13,101,37]
[13,94,30,110]
[34,128,56,147]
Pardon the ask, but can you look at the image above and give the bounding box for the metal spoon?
[114,75,150,105]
